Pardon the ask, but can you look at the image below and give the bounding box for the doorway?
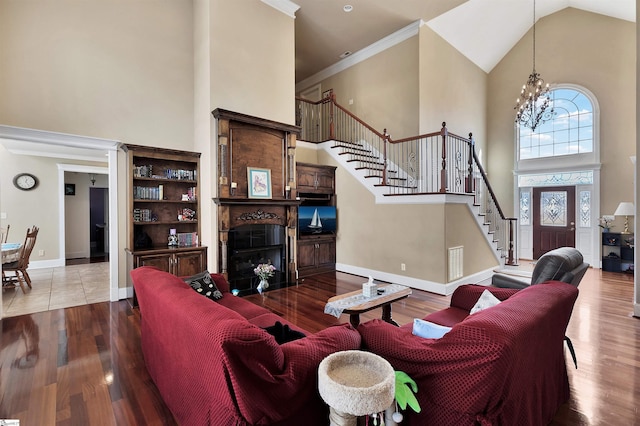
[532,186,576,259]
[90,187,109,259]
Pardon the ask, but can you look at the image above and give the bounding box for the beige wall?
[0,0,194,149]
[302,37,420,139]
[0,150,61,259]
[487,8,636,218]
[295,145,319,164]
[210,0,296,125]
[419,25,488,156]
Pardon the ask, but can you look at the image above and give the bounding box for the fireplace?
[227,224,286,296]
[213,109,301,293]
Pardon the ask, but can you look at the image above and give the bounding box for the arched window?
[519,88,593,160]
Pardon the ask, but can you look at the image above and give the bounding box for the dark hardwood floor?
[0,268,638,425]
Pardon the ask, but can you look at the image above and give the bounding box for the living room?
[0,0,639,423]
[1,0,637,312]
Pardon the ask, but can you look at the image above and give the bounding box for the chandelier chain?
[532,0,536,72]
[514,0,554,132]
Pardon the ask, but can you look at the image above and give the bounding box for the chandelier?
[514,0,553,132]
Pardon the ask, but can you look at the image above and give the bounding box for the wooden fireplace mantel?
[212,109,300,287]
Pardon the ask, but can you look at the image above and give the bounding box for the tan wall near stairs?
[418,25,488,162]
[444,203,499,277]
[301,37,420,140]
[318,150,498,290]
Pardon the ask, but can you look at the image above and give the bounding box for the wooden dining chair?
[0,224,9,243]
[2,226,39,293]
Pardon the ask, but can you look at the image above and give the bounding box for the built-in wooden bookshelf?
[123,144,207,305]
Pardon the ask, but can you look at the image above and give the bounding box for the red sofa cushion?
[421,285,519,327]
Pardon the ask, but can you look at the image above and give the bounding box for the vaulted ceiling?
[294,0,636,83]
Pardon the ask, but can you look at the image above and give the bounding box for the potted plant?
[599,216,614,232]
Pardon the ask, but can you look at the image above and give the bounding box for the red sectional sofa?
[358,282,579,426]
[130,266,361,426]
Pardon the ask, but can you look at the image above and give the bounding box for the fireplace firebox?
[227,224,286,296]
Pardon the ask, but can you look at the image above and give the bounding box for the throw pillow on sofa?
[262,321,306,344]
[184,271,223,301]
[412,318,452,339]
[470,289,501,314]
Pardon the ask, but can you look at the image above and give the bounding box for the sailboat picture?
[307,208,323,232]
[298,205,337,235]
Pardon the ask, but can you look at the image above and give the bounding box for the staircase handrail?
[296,94,443,142]
[471,143,516,222]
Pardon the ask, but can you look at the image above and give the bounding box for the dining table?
[2,242,22,265]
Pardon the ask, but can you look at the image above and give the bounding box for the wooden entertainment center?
[296,162,337,278]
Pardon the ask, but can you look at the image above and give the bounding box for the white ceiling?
[294,0,636,82]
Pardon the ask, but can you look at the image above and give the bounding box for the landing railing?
[296,93,518,265]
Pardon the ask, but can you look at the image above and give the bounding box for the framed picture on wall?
[247,167,272,199]
[65,183,76,196]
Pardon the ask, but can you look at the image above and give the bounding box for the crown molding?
[0,125,119,161]
[261,0,300,19]
[296,20,424,92]
[0,125,120,150]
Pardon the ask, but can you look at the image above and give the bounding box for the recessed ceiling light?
[343,5,353,12]
[339,51,352,59]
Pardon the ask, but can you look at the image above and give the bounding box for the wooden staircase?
[296,93,518,265]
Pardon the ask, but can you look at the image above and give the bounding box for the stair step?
[374,183,417,189]
[355,166,393,172]
[332,144,372,153]
[369,177,407,183]
[363,171,398,178]
[332,141,368,149]
[339,152,379,159]
[347,159,384,166]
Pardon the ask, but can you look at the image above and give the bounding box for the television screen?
[299,205,337,235]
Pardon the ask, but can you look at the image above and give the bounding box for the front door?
[532,186,576,259]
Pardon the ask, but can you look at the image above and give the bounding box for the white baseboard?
[634,303,640,318]
[119,286,133,300]
[27,258,66,269]
[335,263,495,296]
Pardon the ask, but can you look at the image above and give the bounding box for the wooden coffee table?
[325,284,412,327]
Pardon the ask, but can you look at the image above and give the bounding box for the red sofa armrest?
[450,284,519,312]
[222,323,361,424]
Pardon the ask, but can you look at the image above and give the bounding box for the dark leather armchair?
[492,247,589,289]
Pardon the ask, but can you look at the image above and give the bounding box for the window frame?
[515,84,600,172]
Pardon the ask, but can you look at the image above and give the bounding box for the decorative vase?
[257,278,269,293]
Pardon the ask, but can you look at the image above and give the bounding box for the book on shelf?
[134,185,164,200]
[133,164,196,181]
[133,208,153,222]
[176,232,198,247]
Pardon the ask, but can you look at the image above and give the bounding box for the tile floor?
[2,262,110,318]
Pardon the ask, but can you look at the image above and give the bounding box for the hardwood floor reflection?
[0,268,638,425]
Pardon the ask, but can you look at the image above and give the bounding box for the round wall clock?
[13,173,39,191]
